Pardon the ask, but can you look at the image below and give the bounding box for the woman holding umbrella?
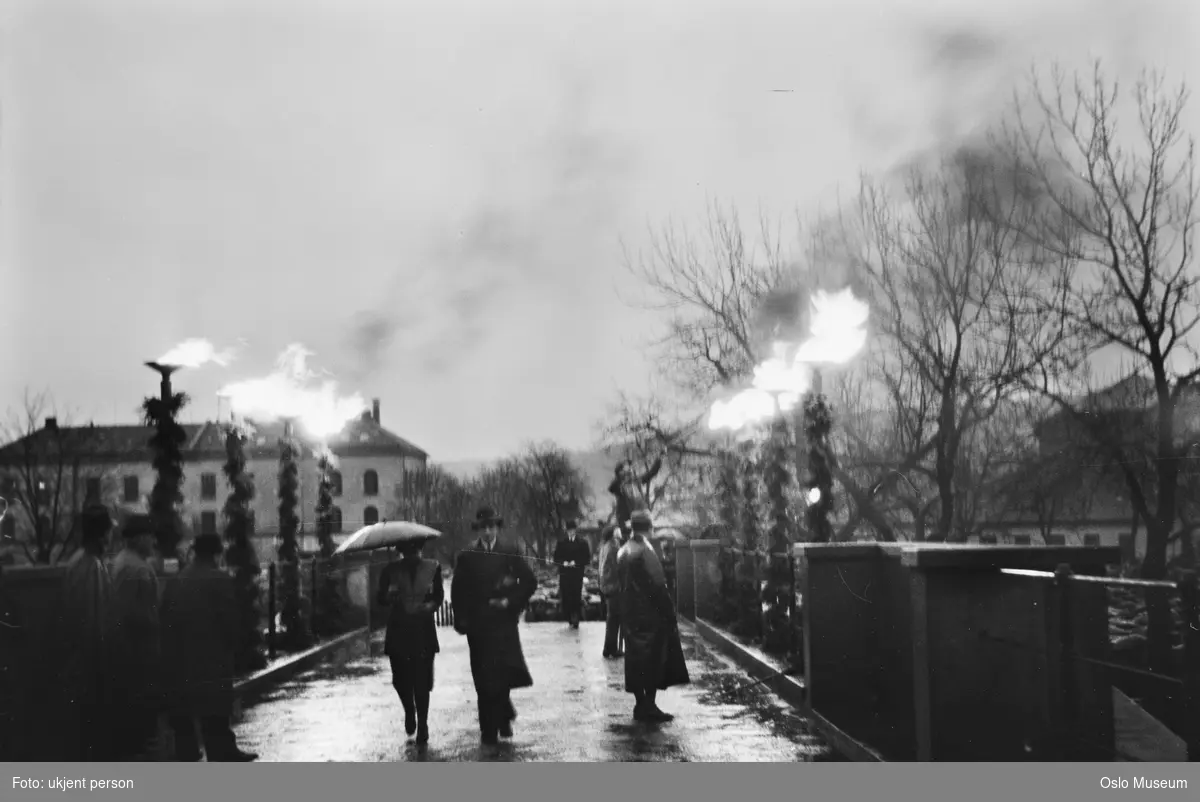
[376,534,444,746]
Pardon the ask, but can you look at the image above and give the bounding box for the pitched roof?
[0,413,428,465]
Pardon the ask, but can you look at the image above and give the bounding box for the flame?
[219,344,367,440]
[157,338,238,369]
[708,287,870,432]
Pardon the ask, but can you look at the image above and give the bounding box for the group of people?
[375,455,689,754]
[56,504,258,762]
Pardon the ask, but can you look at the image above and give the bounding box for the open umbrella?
[333,520,442,556]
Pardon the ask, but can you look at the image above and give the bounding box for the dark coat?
[553,536,591,605]
[617,534,689,694]
[109,548,161,707]
[377,557,443,660]
[451,537,537,696]
[159,560,237,717]
[608,457,662,526]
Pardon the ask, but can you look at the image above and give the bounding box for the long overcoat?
[553,536,591,609]
[377,557,443,660]
[450,537,537,696]
[159,560,238,717]
[109,548,161,708]
[616,534,690,694]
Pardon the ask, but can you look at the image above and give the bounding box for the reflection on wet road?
[236,621,843,762]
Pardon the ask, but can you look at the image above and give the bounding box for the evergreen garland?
[715,448,741,626]
[737,439,763,640]
[763,414,794,655]
[141,390,189,560]
[276,436,311,651]
[312,453,344,636]
[222,426,266,672]
[804,392,835,543]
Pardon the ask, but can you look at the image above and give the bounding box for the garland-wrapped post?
[763,413,794,655]
[276,426,311,651]
[313,450,344,636]
[804,383,835,544]
[737,437,764,641]
[715,445,741,626]
[222,424,266,673]
[142,362,188,562]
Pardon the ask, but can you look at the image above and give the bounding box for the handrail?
[999,567,1180,590]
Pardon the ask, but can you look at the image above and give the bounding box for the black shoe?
[405,712,417,737]
[216,749,259,762]
[646,707,675,722]
[499,721,513,738]
[481,733,499,746]
[416,724,429,745]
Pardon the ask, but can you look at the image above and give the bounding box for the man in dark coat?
[109,514,162,759]
[450,506,537,750]
[552,519,591,629]
[608,456,662,534]
[617,509,690,722]
[160,534,257,762]
[57,503,115,761]
[377,538,444,745]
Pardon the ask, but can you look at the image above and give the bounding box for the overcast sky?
[0,0,1195,461]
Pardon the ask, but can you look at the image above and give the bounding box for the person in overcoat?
[608,456,662,535]
[552,519,591,629]
[598,524,624,658]
[450,506,537,749]
[56,503,116,761]
[159,533,257,762]
[617,509,690,722]
[376,537,444,744]
[108,514,162,759]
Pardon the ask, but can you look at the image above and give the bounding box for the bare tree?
[1002,62,1198,582]
[517,442,592,560]
[0,391,117,564]
[393,464,475,562]
[843,144,1071,542]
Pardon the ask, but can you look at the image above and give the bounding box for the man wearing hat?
[552,519,591,629]
[450,506,538,751]
[57,503,116,760]
[616,509,690,722]
[109,514,163,759]
[608,456,663,535]
[160,533,257,761]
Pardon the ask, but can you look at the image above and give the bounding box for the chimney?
[282,419,294,440]
[45,417,57,432]
[372,398,380,424]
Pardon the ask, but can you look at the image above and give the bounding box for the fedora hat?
[471,506,504,531]
[192,533,224,557]
[122,513,156,539]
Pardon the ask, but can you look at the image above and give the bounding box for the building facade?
[0,399,428,565]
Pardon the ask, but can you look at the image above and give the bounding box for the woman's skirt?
[389,653,435,692]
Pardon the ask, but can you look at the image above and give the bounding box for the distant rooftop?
[0,408,427,464]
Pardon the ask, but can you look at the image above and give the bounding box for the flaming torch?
[706,287,870,654]
[142,339,236,564]
[219,344,365,647]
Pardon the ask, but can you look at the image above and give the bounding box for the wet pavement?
[235,621,843,762]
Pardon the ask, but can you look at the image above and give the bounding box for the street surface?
[236,621,842,762]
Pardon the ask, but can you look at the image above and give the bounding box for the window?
[36,480,51,505]
[123,476,139,503]
[331,506,343,533]
[247,509,257,535]
[330,470,343,497]
[363,470,378,497]
[200,511,217,535]
[85,477,101,502]
[200,473,218,500]
[1,516,13,537]
[1,476,14,497]
[363,506,379,526]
